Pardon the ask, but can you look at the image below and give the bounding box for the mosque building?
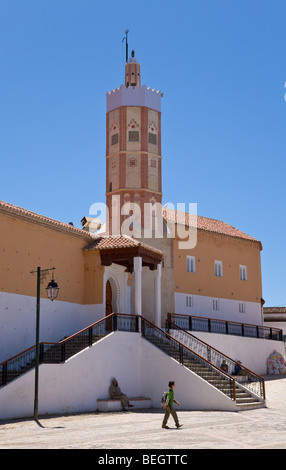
[0,49,281,420]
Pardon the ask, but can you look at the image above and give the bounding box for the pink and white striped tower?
[106,50,163,236]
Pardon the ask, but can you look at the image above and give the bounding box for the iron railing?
[167,313,282,341]
[0,313,139,388]
[141,317,239,400]
[0,312,266,403]
[167,320,265,401]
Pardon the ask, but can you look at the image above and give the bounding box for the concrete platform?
[0,375,285,450]
[97,397,152,412]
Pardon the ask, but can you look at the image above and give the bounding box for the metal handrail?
[167,312,282,342]
[0,312,266,402]
[0,313,139,387]
[167,319,265,401]
[141,316,237,401]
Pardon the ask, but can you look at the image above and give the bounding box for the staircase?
[1,313,266,411]
[0,314,138,388]
[0,333,107,387]
[141,317,266,410]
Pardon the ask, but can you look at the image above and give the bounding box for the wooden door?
[105,281,112,330]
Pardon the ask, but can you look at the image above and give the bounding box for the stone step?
[235,401,266,410]
[144,334,265,407]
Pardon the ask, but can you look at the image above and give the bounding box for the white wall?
[106,85,161,113]
[263,321,286,338]
[0,331,237,420]
[178,330,286,375]
[174,292,263,325]
[139,336,236,412]
[0,291,104,363]
[0,263,132,364]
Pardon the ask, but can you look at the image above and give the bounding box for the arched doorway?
[105,280,113,330]
[106,280,113,316]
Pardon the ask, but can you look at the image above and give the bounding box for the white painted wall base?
[0,331,238,420]
[0,291,104,363]
[174,292,263,326]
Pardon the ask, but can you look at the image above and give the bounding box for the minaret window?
[111,133,118,145]
[128,131,139,142]
[148,133,157,145]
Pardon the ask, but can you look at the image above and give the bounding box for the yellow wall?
[0,212,104,305]
[173,230,262,303]
[0,210,263,309]
[83,250,105,305]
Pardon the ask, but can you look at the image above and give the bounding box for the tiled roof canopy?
[84,234,163,271]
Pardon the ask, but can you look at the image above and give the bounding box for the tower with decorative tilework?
[106,50,162,236]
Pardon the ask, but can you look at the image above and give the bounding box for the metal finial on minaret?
[122,29,129,63]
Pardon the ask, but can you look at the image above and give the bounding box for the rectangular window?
[240,265,247,281]
[187,256,196,273]
[128,130,139,141]
[213,299,220,311]
[239,302,245,313]
[186,295,193,308]
[148,132,157,145]
[111,133,118,145]
[215,260,223,277]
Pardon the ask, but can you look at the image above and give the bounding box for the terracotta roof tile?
[162,208,262,247]
[0,200,92,239]
[0,200,261,250]
[84,234,163,255]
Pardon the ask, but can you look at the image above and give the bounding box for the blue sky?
[0,0,285,307]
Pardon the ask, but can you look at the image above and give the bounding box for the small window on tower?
[129,131,139,142]
[111,133,118,145]
[148,133,157,145]
[128,158,137,167]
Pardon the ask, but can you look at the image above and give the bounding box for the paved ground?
[0,375,285,450]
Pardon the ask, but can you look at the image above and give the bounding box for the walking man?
[162,381,183,429]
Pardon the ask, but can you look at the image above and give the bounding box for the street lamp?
[46,276,59,301]
[30,267,59,420]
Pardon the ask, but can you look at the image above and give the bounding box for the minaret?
[106,51,162,236]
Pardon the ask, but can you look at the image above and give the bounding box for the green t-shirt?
[166,388,174,406]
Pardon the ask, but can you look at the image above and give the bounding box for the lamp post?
[31,267,59,420]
